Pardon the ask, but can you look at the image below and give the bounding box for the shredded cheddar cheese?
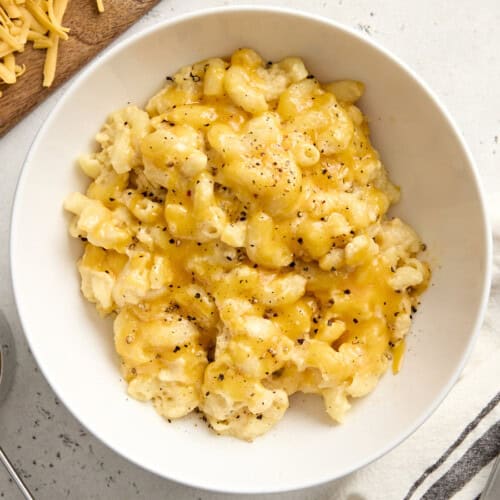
[0,0,104,97]
[392,339,406,374]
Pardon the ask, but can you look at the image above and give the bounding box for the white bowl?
[10,6,491,494]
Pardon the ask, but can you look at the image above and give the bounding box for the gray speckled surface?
[1,1,499,498]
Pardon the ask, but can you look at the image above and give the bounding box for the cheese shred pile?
[0,0,104,97]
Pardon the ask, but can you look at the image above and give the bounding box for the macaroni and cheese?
[65,48,430,441]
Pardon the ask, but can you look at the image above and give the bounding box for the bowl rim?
[9,4,493,494]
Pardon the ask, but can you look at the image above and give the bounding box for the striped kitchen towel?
[325,195,500,500]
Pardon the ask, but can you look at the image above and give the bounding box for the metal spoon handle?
[0,446,34,499]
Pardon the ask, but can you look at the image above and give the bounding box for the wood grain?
[0,0,160,136]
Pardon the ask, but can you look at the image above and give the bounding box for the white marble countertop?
[1,1,499,498]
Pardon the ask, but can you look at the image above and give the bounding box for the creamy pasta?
[64,48,430,441]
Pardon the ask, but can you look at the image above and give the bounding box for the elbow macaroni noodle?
[65,49,430,441]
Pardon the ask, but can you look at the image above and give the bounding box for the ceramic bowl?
[10,6,491,494]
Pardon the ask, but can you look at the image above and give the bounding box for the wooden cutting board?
[0,0,160,136]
